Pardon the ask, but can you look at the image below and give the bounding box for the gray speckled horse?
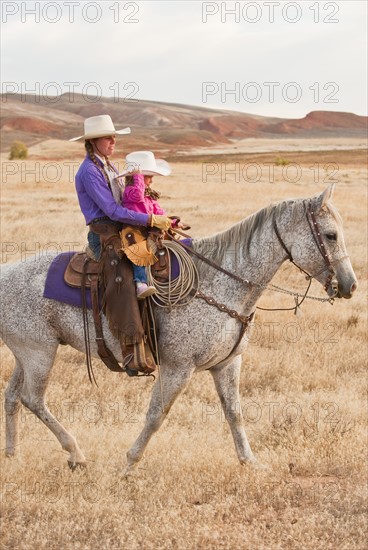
[0,186,357,472]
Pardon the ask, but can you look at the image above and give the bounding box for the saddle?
[64,251,125,379]
[64,251,100,288]
[63,249,158,380]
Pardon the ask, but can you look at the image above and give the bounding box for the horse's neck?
[193,212,285,306]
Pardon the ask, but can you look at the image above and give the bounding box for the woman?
[70,115,171,259]
[70,115,170,375]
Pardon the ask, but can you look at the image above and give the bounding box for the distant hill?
[1,93,366,157]
[265,111,368,135]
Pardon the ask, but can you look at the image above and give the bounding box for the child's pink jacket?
[122,174,166,215]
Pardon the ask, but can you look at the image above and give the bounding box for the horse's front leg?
[126,365,194,475]
[210,356,257,465]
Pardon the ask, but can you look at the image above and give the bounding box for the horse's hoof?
[68,460,87,472]
[252,461,270,471]
[5,450,15,458]
[123,462,138,478]
[240,458,269,471]
[123,467,133,478]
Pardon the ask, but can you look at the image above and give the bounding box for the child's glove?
[169,216,191,231]
[150,214,171,231]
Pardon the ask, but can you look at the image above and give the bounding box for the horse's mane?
[192,196,341,279]
[192,201,279,276]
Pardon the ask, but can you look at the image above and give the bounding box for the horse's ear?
[313,184,335,211]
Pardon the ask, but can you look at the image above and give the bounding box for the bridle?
[273,200,348,296]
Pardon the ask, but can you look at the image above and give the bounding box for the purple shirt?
[75,155,149,226]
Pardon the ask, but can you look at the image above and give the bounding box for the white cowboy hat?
[69,115,131,142]
[117,151,171,177]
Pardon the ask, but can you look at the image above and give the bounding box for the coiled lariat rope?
[147,240,200,308]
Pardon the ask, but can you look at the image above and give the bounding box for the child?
[119,151,186,299]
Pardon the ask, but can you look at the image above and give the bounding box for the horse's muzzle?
[331,279,358,299]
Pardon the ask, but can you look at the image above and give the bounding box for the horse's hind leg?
[5,359,24,456]
[126,366,194,474]
[211,356,256,465]
[19,346,86,470]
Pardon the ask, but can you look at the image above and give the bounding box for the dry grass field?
[0,148,367,549]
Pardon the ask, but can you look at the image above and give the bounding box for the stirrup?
[122,351,153,377]
[125,367,155,379]
[123,342,157,375]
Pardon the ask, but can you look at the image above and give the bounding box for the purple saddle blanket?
[43,251,95,309]
[43,240,192,310]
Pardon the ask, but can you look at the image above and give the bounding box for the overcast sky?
[1,0,367,118]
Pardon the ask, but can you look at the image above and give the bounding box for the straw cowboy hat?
[69,115,131,142]
[118,151,171,177]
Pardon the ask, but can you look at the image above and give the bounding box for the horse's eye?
[326,233,337,241]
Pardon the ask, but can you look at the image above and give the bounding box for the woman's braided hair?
[85,139,115,187]
[124,173,161,200]
[125,175,134,187]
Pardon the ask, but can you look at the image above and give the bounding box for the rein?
[169,200,342,314]
[169,231,311,315]
[167,231,252,287]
